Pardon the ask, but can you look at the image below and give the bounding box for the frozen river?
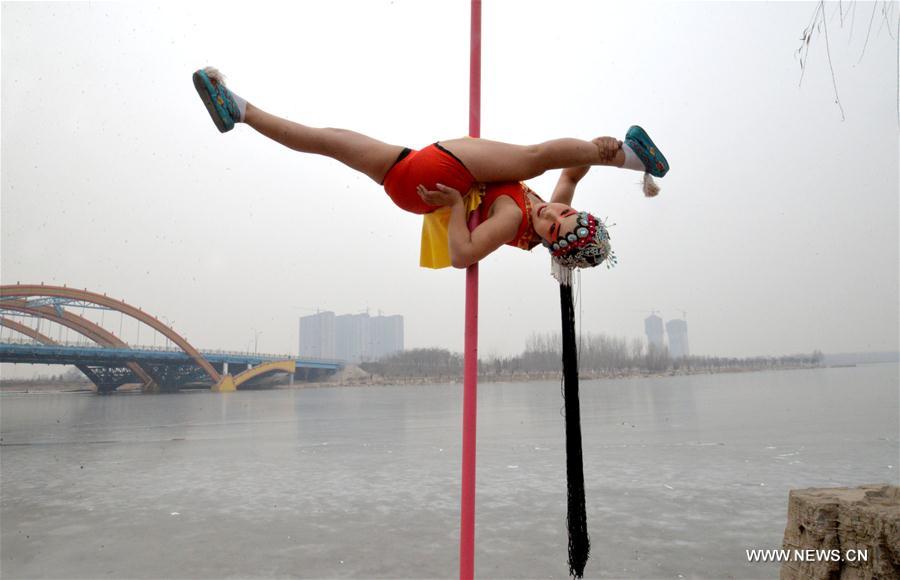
[2,364,897,579]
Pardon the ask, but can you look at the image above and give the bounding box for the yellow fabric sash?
[419,185,484,269]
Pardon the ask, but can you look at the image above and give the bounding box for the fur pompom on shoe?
[642,173,660,197]
[203,66,226,85]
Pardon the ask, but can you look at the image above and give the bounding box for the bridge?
[0,284,344,394]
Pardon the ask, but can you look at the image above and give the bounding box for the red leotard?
[382,143,540,251]
[382,143,476,214]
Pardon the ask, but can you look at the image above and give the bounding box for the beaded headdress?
[541,211,617,271]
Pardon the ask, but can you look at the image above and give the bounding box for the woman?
[192,67,669,269]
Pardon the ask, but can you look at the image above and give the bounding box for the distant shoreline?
[0,362,849,394]
[294,362,830,389]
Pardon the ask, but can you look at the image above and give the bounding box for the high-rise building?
[371,314,404,360]
[335,313,370,363]
[299,311,404,363]
[665,319,690,359]
[299,311,335,359]
[644,313,664,349]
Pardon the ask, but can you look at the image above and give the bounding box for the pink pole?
[460,1,481,579]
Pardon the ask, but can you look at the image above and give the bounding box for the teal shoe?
[625,125,669,178]
[192,68,240,133]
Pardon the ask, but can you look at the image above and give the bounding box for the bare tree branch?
[821,1,847,120]
[798,1,898,122]
[857,1,878,64]
[880,1,896,39]
[797,2,822,87]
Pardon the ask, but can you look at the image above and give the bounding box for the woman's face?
[532,202,581,242]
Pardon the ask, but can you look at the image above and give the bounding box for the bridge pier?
[212,374,236,393]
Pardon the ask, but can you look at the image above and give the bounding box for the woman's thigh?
[318,128,407,184]
[438,137,544,182]
[244,106,405,184]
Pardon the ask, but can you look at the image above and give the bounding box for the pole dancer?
[191,67,669,271]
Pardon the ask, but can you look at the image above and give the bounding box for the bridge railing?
[0,338,345,365]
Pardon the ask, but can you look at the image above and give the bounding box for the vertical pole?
[468,0,482,140]
[460,2,481,579]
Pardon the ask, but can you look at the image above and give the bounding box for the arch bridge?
[0,284,342,394]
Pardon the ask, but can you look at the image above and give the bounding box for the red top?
[479,181,542,251]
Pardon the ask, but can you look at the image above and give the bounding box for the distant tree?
[63,367,88,382]
[644,343,671,373]
[370,348,462,378]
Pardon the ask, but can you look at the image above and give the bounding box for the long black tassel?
[560,282,590,578]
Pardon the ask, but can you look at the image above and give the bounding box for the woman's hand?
[592,136,622,164]
[417,183,463,207]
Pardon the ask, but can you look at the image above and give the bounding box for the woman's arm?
[550,137,621,205]
[550,166,590,205]
[418,184,520,269]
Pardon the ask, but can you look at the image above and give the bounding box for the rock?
[781,484,900,579]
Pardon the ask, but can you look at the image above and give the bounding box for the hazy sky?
[2,1,898,378]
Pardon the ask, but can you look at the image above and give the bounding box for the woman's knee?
[526,143,551,176]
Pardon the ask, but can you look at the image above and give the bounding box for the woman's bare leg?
[438,137,625,182]
[244,104,406,184]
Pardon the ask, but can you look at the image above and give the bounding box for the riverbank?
[0,380,97,394]
[295,362,825,389]
[0,363,832,394]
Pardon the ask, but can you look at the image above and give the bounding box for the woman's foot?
[192,67,247,133]
[624,125,669,177]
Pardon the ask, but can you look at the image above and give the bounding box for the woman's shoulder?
[482,182,542,250]
[483,184,522,217]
